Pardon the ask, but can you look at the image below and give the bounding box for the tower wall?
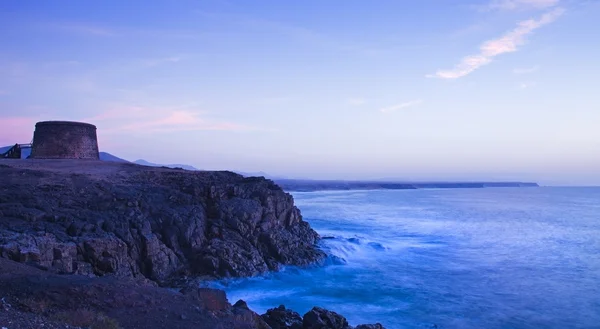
[30,121,99,160]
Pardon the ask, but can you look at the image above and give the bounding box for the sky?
[0,0,599,185]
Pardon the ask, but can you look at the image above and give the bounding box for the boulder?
[261,305,303,329]
[302,307,352,329]
[356,324,386,329]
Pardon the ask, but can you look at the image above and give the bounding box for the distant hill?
[133,159,199,171]
[274,179,539,192]
[2,147,540,189]
[234,171,288,179]
[99,152,129,163]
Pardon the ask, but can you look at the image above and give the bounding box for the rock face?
[0,257,272,329]
[0,160,325,283]
[261,306,386,329]
[1,258,386,329]
[303,307,351,329]
[0,160,388,329]
[355,325,385,329]
[262,305,303,329]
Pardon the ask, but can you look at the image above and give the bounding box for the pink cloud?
[83,106,147,121]
[0,117,40,144]
[86,106,254,134]
[118,111,251,132]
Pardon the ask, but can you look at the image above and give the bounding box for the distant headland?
[273,179,539,192]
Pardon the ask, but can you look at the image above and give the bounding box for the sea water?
[212,187,600,329]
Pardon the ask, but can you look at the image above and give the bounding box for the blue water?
[212,187,600,329]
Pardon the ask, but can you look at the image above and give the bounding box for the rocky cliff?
[0,257,385,329]
[0,159,387,329]
[0,160,325,283]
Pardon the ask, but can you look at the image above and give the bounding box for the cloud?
[141,56,182,67]
[0,90,8,96]
[488,0,560,10]
[513,65,540,74]
[255,96,295,105]
[119,110,248,132]
[86,106,255,133]
[379,99,423,114]
[518,81,537,89]
[55,23,116,36]
[0,116,42,144]
[428,8,564,79]
[84,106,147,121]
[347,98,367,106]
[48,22,208,40]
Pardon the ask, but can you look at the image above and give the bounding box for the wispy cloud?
[0,90,8,96]
[47,21,209,40]
[513,65,541,74]
[119,110,248,132]
[347,98,367,106]
[86,105,255,133]
[254,96,296,105]
[379,99,423,114]
[518,81,537,89]
[0,116,43,144]
[55,23,116,36]
[84,106,147,122]
[141,56,183,67]
[428,8,564,79]
[488,0,560,10]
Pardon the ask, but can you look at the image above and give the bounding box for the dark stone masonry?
[30,121,100,160]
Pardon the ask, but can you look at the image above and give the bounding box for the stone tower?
[30,121,100,160]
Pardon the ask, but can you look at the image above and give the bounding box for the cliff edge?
[0,159,325,283]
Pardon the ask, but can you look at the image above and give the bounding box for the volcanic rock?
[0,160,325,283]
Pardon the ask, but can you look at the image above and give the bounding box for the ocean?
[212,187,600,329]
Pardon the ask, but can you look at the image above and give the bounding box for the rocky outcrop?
[0,160,325,283]
[302,307,351,329]
[0,257,271,329]
[355,325,385,329]
[0,258,387,329]
[262,305,303,329]
[0,160,388,329]
[261,305,386,329]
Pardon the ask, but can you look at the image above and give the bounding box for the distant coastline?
[0,146,540,193]
[274,179,539,192]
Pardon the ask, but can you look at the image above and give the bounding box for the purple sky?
[1,0,599,185]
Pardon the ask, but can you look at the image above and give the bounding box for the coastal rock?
[0,161,325,283]
[303,307,352,329]
[355,324,386,329]
[0,257,269,329]
[0,256,387,329]
[233,299,250,310]
[261,305,303,329]
[180,287,230,312]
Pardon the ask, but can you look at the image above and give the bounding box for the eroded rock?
[0,162,325,283]
[303,307,352,329]
[261,305,303,329]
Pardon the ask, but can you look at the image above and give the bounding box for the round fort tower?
[30,121,100,160]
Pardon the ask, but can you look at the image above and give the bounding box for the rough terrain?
[0,159,386,328]
[0,258,385,329]
[0,159,324,282]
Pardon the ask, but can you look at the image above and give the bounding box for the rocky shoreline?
[0,160,385,329]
